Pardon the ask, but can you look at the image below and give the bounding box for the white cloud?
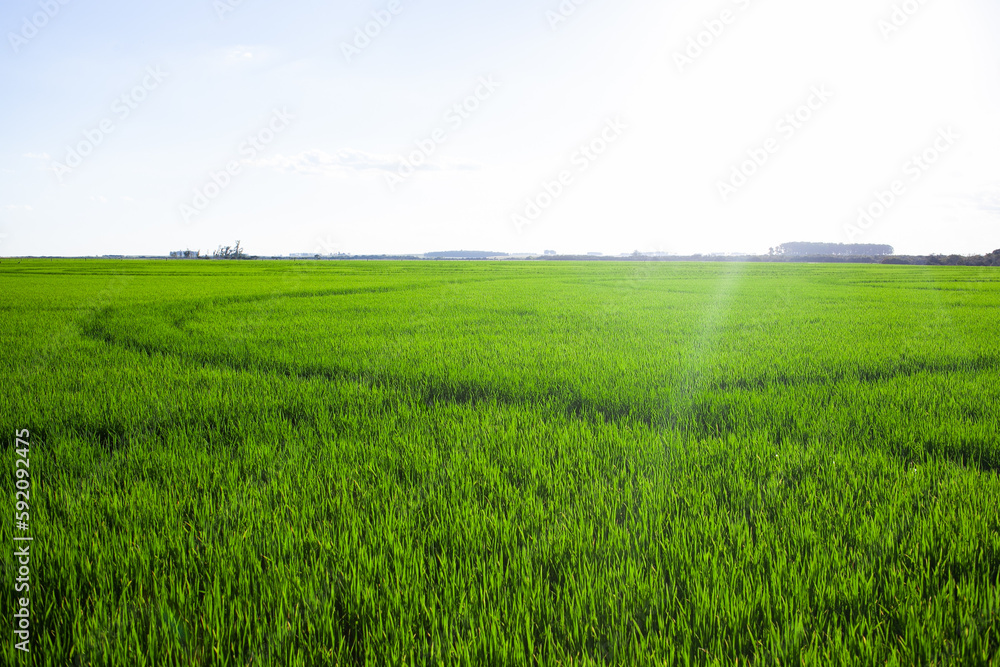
[4,204,33,212]
[246,148,480,176]
[215,45,280,68]
[228,48,254,61]
[972,186,1000,213]
[22,153,49,159]
[941,184,1000,214]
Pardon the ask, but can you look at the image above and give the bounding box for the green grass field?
[1,259,998,665]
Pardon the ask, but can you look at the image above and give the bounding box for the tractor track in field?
[74,286,1000,475]
[79,282,1000,407]
[80,310,650,429]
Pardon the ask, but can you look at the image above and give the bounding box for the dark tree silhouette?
[213,240,247,259]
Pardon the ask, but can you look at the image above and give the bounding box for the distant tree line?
[534,248,1000,266]
[885,250,1000,266]
[772,242,894,257]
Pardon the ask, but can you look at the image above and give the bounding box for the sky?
[1,0,999,257]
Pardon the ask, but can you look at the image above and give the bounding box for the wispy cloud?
[4,204,34,211]
[212,45,281,69]
[22,152,49,159]
[971,186,1000,212]
[247,148,480,177]
[226,47,255,62]
[943,185,1000,213]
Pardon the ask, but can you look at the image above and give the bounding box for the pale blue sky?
[2,0,999,256]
